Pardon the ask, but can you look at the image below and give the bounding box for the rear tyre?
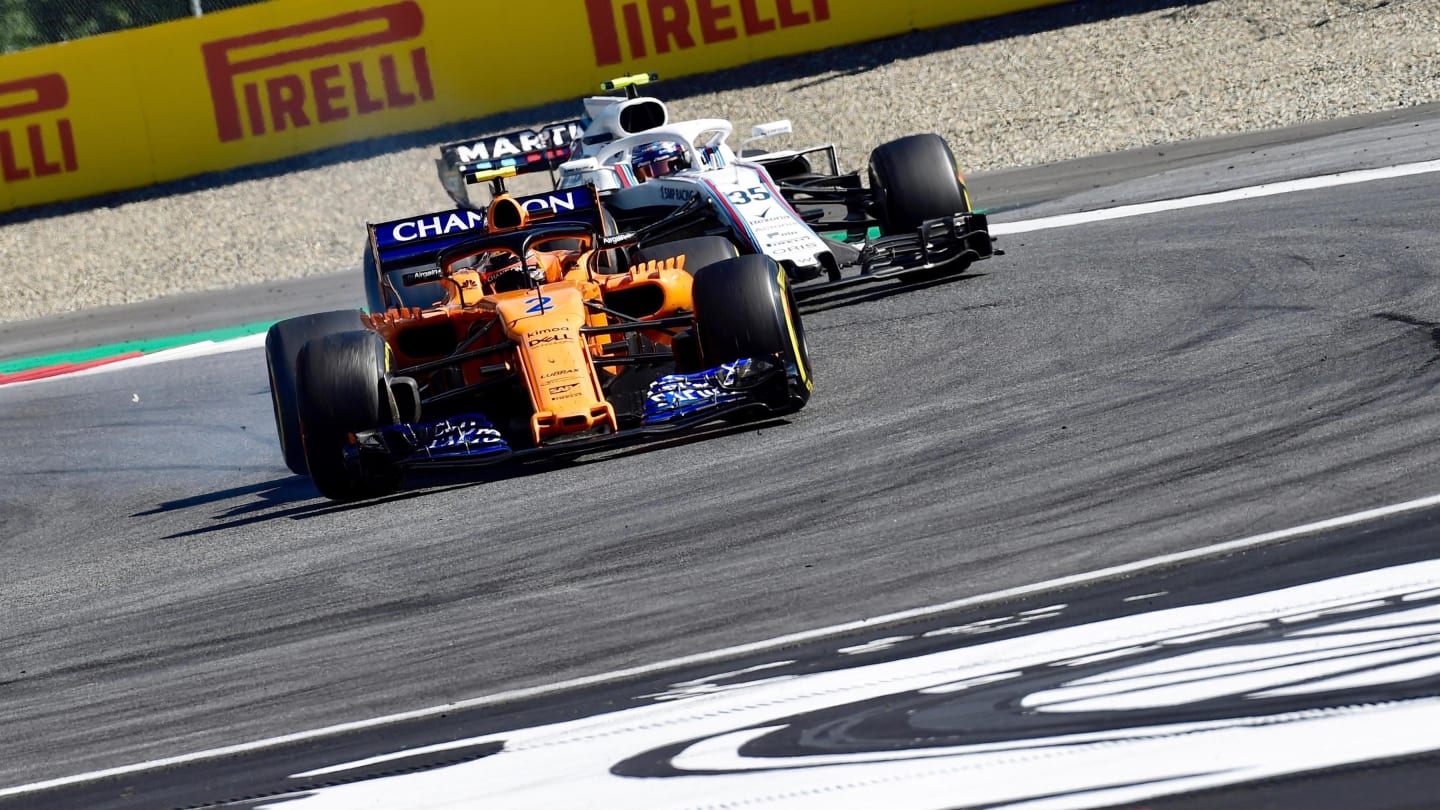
[265,310,366,476]
[296,329,401,501]
[630,236,738,275]
[867,133,970,234]
[692,255,812,414]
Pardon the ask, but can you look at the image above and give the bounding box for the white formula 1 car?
[423,74,997,304]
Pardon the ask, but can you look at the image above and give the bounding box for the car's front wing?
[794,211,998,299]
[342,360,788,473]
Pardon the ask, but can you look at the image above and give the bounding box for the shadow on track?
[139,417,794,538]
[0,0,1210,227]
[142,476,485,539]
[797,270,990,314]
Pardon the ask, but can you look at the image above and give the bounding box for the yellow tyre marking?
[776,269,812,390]
[268,361,292,459]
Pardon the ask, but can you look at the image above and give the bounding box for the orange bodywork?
[364,192,695,446]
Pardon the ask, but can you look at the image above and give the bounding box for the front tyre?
[692,255,813,414]
[265,310,366,476]
[296,329,401,501]
[867,133,971,234]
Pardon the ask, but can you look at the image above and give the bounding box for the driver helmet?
[632,140,688,180]
[481,250,544,292]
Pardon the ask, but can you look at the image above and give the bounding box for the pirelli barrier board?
[0,0,1069,213]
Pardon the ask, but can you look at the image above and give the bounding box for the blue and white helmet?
[631,140,688,180]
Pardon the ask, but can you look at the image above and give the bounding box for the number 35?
[726,186,771,205]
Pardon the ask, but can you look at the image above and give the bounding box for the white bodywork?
[558,103,832,273]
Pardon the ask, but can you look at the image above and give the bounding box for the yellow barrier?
[0,39,152,213]
[0,0,1070,213]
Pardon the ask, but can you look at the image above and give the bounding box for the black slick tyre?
[630,236,739,274]
[265,310,365,476]
[691,254,813,414]
[295,329,400,501]
[867,133,970,234]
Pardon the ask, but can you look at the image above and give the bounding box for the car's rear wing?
[368,185,605,275]
[365,185,607,312]
[436,120,585,208]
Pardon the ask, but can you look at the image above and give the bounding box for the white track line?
[0,334,266,389]
[7,490,1440,797]
[989,158,1440,235]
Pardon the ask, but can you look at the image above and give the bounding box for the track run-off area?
[2,107,1440,807]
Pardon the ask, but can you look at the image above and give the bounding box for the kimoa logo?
[201,1,434,143]
[583,0,831,66]
[0,73,78,182]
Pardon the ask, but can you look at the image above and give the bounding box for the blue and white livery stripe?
[701,164,828,267]
[700,176,760,253]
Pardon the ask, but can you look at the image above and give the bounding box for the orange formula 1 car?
[265,184,812,500]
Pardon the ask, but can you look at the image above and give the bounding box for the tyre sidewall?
[692,255,812,411]
[296,329,398,500]
[265,309,365,476]
[868,133,969,234]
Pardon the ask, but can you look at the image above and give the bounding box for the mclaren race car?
[269,184,812,501]
[434,74,998,298]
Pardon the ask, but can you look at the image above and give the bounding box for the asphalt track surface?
[23,499,1440,809]
[3,110,1440,805]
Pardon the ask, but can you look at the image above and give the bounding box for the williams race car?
[270,183,812,500]
[434,74,998,298]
